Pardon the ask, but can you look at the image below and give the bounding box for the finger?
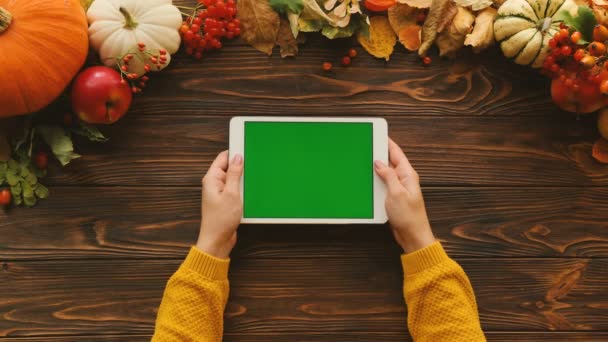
[202,152,229,193]
[374,160,403,191]
[225,154,244,193]
[209,150,229,173]
[388,139,419,191]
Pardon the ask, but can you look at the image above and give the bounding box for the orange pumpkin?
[0,0,88,117]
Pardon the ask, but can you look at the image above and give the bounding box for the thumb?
[225,154,243,193]
[374,160,402,191]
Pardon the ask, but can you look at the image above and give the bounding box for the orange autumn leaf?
[592,138,608,163]
[399,24,422,51]
[357,16,397,61]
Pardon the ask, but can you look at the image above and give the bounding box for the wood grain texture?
[3,332,608,341]
[130,43,556,118]
[1,186,607,260]
[0,258,606,337]
[225,332,608,342]
[43,114,606,187]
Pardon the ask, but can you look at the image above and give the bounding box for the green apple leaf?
[270,0,304,14]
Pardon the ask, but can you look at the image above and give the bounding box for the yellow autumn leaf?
[357,16,397,61]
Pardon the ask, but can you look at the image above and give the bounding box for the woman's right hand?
[374,138,435,254]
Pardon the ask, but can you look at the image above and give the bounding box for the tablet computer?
[229,117,388,224]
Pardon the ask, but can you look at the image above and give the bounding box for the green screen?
[244,122,373,219]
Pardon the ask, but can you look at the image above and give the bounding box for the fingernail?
[233,154,243,165]
[374,160,383,169]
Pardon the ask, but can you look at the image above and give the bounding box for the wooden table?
[2,35,608,341]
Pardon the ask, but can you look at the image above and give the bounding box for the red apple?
[71,66,132,124]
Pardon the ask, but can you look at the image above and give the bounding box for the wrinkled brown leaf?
[237,0,281,55]
[436,6,475,57]
[399,25,422,50]
[464,6,497,53]
[388,3,419,50]
[397,0,432,8]
[277,18,299,58]
[593,0,608,7]
[419,0,454,56]
[357,16,397,61]
[437,2,458,33]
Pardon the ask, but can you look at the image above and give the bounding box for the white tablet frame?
[229,116,388,224]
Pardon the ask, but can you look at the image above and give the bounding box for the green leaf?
[34,184,49,199]
[19,164,30,177]
[25,172,37,185]
[269,0,304,14]
[23,195,36,207]
[6,172,19,186]
[7,159,18,170]
[287,10,300,38]
[13,193,22,206]
[72,121,109,142]
[12,182,22,196]
[322,23,358,39]
[37,125,81,166]
[22,181,33,199]
[556,6,597,42]
[358,15,370,40]
[299,18,324,32]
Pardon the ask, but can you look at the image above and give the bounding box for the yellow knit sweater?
[152,242,485,341]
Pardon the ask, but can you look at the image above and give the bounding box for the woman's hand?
[196,151,244,259]
[374,139,435,254]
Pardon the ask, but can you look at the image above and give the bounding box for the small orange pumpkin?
[0,0,89,117]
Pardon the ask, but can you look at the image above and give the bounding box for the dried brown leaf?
[464,7,497,53]
[436,6,475,57]
[277,18,299,58]
[237,0,281,55]
[437,2,458,33]
[357,16,397,61]
[397,0,432,8]
[593,0,608,7]
[388,3,418,50]
[399,25,422,50]
[419,0,454,56]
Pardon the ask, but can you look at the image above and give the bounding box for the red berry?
[550,63,560,73]
[35,151,48,169]
[549,38,557,48]
[185,30,194,41]
[561,45,572,55]
[121,65,128,72]
[322,61,332,71]
[138,42,146,49]
[416,12,426,24]
[341,56,351,66]
[0,189,11,206]
[574,49,585,62]
[559,28,569,41]
[180,24,189,34]
[193,17,202,26]
[564,78,574,87]
[159,49,167,55]
[545,55,555,65]
[348,48,357,58]
[571,31,582,44]
[191,24,200,33]
[195,52,203,59]
[422,56,432,65]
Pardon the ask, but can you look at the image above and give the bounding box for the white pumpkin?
[494,0,577,68]
[87,0,182,76]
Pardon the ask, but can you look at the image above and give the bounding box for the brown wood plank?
[2,332,608,341]
[45,114,605,187]
[1,186,607,260]
[134,42,555,118]
[0,258,606,337]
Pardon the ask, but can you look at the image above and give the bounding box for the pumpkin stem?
[539,17,552,32]
[119,7,138,29]
[0,7,12,34]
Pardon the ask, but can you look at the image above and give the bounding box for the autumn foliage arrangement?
[1,0,608,208]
